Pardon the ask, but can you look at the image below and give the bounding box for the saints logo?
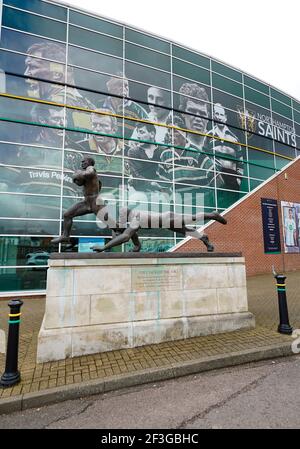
[237,106,256,139]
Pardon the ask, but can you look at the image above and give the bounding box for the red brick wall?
[175,158,300,276]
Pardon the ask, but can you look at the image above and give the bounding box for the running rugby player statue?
[92,207,227,253]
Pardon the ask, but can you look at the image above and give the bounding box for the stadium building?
[0,0,299,293]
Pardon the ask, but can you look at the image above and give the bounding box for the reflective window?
[68,45,122,76]
[0,142,63,169]
[3,0,67,21]
[0,218,59,235]
[247,149,275,180]
[125,61,171,90]
[125,43,170,72]
[0,267,47,292]
[2,7,67,41]
[0,192,61,219]
[243,75,269,95]
[271,99,293,120]
[212,61,242,82]
[125,29,169,54]
[173,76,211,101]
[175,184,215,209]
[173,59,210,85]
[293,100,300,113]
[69,10,122,38]
[271,88,291,107]
[172,45,209,69]
[0,235,58,266]
[212,73,243,98]
[0,165,64,195]
[69,25,122,57]
[244,86,270,109]
[0,120,62,148]
[217,189,245,209]
[0,28,66,62]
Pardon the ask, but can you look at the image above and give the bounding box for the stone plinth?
[37,253,255,363]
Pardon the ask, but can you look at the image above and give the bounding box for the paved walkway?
[0,271,299,412]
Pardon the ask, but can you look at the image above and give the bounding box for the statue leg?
[92,226,139,252]
[51,201,89,244]
[130,232,142,252]
[182,226,215,252]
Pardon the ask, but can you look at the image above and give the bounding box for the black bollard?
[272,268,293,335]
[0,299,23,388]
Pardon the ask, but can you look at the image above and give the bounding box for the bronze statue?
[51,156,104,244]
[51,157,227,251]
[92,208,227,253]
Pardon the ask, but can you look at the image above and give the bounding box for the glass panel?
[69,10,122,38]
[0,28,66,62]
[211,61,242,82]
[173,76,211,101]
[3,0,67,21]
[212,90,246,141]
[212,73,243,98]
[172,45,209,69]
[270,88,291,106]
[243,75,269,95]
[293,100,300,113]
[2,7,67,41]
[0,143,63,169]
[294,110,300,125]
[172,83,211,125]
[249,178,263,190]
[69,25,122,57]
[68,45,122,76]
[275,156,292,170]
[271,112,296,148]
[248,149,275,179]
[67,66,115,101]
[125,43,170,72]
[0,235,59,266]
[129,82,172,116]
[0,267,47,292]
[125,61,171,90]
[175,184,216,209]
[244,86,270,109]
[0,49,66,94]
[0,218,59,235]
[0,120,63,148]
[217,189,245,209]
[271,98,293,120]
[0,192,61,219]
[172,59,210,85]
[125,28,170,54]
[0,165,64,195]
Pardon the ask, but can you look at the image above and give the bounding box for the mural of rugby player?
[207,103,244,190]
[147,86,171,144]
[12,103,84,218]
[81,109,124,197]
[24,42,95,132]
[127,122,163,196]
[159,114,215,193]
[98,73,147,140]
[179,82,210,151]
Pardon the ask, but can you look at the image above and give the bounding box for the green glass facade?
[0,0,299,292]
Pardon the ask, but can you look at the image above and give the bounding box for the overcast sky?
[59,0,300,102]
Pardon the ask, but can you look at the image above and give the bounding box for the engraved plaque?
[132,266,182,292]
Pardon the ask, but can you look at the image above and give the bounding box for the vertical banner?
[261,198,281,254]
[281,201,300,253]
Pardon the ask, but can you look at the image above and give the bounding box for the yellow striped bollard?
[0,299,23,388]
[273,272,293,335]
